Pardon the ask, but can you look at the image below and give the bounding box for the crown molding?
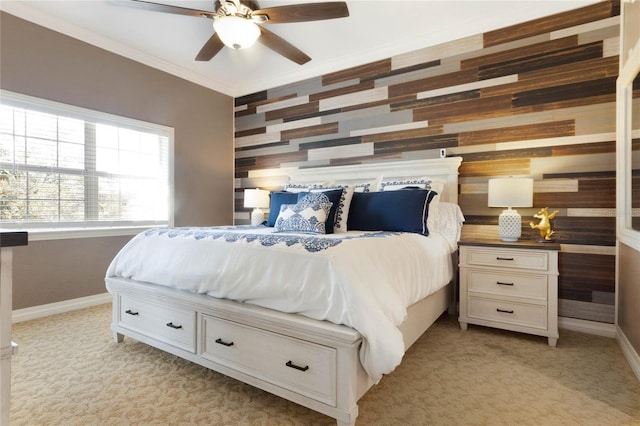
[0,2,234,96]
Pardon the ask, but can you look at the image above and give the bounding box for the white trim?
[617,325,640,383]
[0,90,175,233]
[616,36,640,251]
[8,226,153,242]
[558,316,617,338]
[12,293,111,323]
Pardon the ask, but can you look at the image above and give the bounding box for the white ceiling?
[1,0,599,98]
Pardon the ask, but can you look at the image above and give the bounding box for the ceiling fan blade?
[258,27,311,65]
[109,0,216,19]
[253,2,349,24]
[195,33,225,61]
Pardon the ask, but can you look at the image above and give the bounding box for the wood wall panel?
[483,1,617,47]
[233,1,620,323]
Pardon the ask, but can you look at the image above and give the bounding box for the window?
[0,90,173,238]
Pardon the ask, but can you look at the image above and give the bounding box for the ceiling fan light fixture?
[213,16,261,50]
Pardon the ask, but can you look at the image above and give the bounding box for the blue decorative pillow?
[274,192,333,234]
[296,188,343,234]
[267,191,299,227]
[346,189,437,235]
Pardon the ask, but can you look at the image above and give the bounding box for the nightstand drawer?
[466,270,547,300]
[464,247,548,271]
[468,297,547,330]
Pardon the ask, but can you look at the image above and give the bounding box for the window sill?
[1,226,162,242]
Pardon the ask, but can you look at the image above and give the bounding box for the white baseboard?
[558,316,617,338]
[12,292,111,323]
[617,325,640,383]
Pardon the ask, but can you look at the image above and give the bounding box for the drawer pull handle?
[496,308,514,314]
[286,360,309,372]
[215,338,234,347]
[496,257,514,261]
[166,322,183,329]
[125,309,139,316]
[496,281,514,286]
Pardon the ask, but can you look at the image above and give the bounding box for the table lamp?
[488,177,533,242]
[244,188,270,226]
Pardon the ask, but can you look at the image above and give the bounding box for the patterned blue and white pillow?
[274,192,333,234]
[307,185,353,233]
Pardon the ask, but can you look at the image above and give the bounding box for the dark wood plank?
[299,136,361,151]
[483,1,618,47]
[482,56,619,97]
[462,36,578,70]
[551,216,616,246]
[391,90,481,112]
[459,158,531,177]
[361,125,445,144]
[458,120,575,146]
[361,60,441,83]
[552,141,615,157]
[322,59,391,86]
[478,42,604,81]
[512,93,617,115]
[235,90,267,107]
[281,122,338,141]
[235,127,266,138]
[265,101,320,122]
[460,147,553,162]
[559,252,615,296]
[388,69,479,98]
[309,81,375,102]
[413,94,513,124]
[512,76,616,108]
[534,190,615,209]
[234,106,258,118]
[373,134,458,156]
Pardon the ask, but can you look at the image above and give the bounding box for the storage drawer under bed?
[200,314,337,406]
[118,295,196,353]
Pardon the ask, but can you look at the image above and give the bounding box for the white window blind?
[0,90,173,233]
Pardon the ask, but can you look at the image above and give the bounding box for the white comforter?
[106,227,454,382]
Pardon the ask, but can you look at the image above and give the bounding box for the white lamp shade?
[488,177,533,242]
[488,178,533,208]
[244,189,270,209]
[213,16,261,50]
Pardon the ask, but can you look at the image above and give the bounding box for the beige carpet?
[9,304,640,425]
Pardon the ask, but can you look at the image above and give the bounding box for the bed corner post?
[448,250,459,315]
[334,340,361,426]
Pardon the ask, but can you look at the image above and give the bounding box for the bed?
[105,157,463,425]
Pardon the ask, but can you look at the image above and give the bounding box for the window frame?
[0,90,174,241]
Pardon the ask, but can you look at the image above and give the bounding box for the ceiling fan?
[111,0,350,65]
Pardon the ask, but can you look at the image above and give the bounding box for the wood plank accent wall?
[234,1,621,324]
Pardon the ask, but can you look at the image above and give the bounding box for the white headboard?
[287,157,463,203]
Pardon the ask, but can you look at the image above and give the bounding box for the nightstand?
[458,239,560,346]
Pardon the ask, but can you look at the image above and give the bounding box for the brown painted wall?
[1,13,234,309]
[234,1,621,323]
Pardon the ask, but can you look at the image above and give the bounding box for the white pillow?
[435,202,465,250]
[380,177,431,191]
[283,180,336,193]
